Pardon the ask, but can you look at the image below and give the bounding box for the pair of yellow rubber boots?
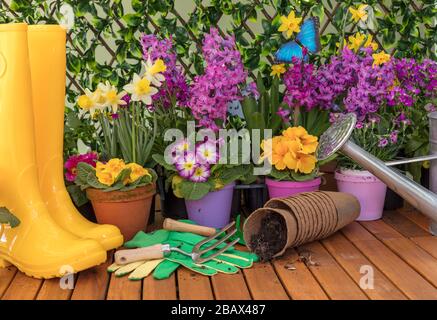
[0,23,123,278]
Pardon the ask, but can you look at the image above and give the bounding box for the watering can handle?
[114,244,165,265]
[163,218,216,237]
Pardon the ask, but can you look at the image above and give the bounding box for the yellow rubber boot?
[28,25,123,251]
[0,23,107,278]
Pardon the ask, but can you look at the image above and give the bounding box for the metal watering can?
[316,112,437,235]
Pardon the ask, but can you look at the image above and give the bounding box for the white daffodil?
[97,81,127,113]
[142,58,166,86]
[77,88,105,115]
[123,73,158,105]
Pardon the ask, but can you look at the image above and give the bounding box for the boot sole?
[0,250,107,279]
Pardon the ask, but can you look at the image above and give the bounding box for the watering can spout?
[317,113,437,235]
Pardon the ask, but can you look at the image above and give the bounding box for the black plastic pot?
[384,187,404,210]
[421,167,430,189]
[239,183,268,216]
[157,176,188,219]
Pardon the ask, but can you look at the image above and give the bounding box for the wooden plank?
[106,272,142,300]
[322,233,407,300]
[361,220,437,288]
[1,272,43,300]
[272,248,328,300]
[178,268,214,300]
[0,266,17,299]
[412,237,437,260]
[382,210,430,238]
[143,273,177,300]
[71,253,112,300]
[342,222,437,300]
[211,271,251,300]
[298,241,368,300]
[399,207,430,232]
[36,278,73,300]
[243,262,289,300]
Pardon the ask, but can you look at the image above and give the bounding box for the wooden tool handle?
[163,218,216,237]
[114,244,164,265]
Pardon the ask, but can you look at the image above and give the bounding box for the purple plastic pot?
[335,169,387,221]
[185,182,235,228]
[266,177,321,199]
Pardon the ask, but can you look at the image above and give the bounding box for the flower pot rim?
[86,183,156,203]
[265,176,322,188]
[335,169,382,183]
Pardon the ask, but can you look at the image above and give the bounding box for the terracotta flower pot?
[86,184,156,241]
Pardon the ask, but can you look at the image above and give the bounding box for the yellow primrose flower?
[372,51,391,66]
[300,134,318,154]
[282,126,308,141]
[123,73,158,105]
[105,158,126,179]
[95,161,107,174]
[172,175,184,198]
[270,64,286,77]
[142,58,166,86]
[349,4,368,23]
[125,163,150,183]
[347,32,366,52]
[278,11,302,39]
[423,161,430,169]
[364,34,378,51]
[96,170,115,186]
[295,153,317,174]
[97,81,127,114]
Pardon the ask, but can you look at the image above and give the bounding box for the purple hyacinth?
[188,28,247,130]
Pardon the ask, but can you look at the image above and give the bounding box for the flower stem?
[132,102,137,163]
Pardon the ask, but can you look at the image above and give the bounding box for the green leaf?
[86,172,108,189]
[179,180,211,200]
[122,13,142,27]
[152,154,176,172]
[67,185,89,207]
[0,207,20,228]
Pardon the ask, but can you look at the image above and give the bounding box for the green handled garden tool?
[114,221,239,265]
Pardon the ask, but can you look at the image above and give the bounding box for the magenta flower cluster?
[386,58,436,107]
[188,28,247,130]
[141,34,190,108]
[64,152,98,182]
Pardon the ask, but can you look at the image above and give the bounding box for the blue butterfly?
[275,17,321,63]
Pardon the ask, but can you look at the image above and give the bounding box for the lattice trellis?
[0,0,435,104]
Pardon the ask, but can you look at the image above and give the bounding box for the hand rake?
[115,221,239,265]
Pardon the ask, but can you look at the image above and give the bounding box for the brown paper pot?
[244,192,360,259]
[243,206,298,258]
[322,191,361,232]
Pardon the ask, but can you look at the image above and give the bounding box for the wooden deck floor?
[1,206,437,300]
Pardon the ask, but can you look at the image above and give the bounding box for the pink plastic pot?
[335,169,387,221]
[266,177,321,199]
[185,182,235,228]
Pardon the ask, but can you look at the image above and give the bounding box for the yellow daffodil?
[96,170,115,186]
[347,32,366,52]
[125,163,150,183]
[372,51,391,66]
[278,11,302,39]
[270,64,286,77]
[349,4,368,23]
[142,58,166,86]
[97,81,127,114]
[77,88,95,111]
[364,34,378,51]
[123,73,158,105]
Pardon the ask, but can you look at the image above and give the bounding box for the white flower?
[142,58,166,86]
[97,81,126,113]
[123,74,158,105]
